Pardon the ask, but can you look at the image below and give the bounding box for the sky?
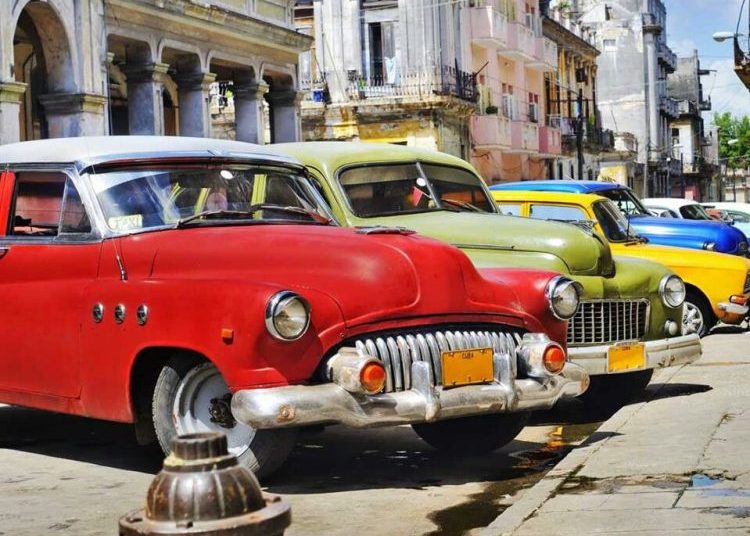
[664,0,750,125]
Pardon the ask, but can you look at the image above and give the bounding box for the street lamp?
[713,0,750,88]
[713,31,743,42]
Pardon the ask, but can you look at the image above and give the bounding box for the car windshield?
[87,163,333,232]
[337,163,495,217]
[592,199,640,243]
[596,188,651,216]
[680,204,713,220]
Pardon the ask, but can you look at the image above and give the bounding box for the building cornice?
[542,17,599,60]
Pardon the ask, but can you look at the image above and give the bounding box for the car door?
[0,169,101,398]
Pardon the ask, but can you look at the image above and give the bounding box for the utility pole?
[576,92,584,181]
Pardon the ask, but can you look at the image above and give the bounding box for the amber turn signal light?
[542,344,566,375]
[360,362,386,394]
[730,295,748,305]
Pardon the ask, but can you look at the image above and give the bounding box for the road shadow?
[0,405,162,474]
[639,382,713,402]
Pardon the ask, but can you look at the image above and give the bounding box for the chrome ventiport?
[136,304,149,326]
[114,304,126,324]
[92,303,104,323]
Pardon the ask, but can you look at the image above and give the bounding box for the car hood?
[355,211,615,277]
[141,225,530,328]
[628,214,746,253]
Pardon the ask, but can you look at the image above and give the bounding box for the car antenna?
[86,142,128,282]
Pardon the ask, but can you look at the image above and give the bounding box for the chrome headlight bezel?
[659,274,686,308]
[546,276,583,320]
[265,291,311,341]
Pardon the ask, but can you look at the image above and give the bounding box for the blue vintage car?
[491,181,749,256]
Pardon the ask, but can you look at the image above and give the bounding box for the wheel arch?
[129,346,212,445]
[684,283,714,317]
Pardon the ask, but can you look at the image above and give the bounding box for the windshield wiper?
[440,198,483,212]
[176,204,331,228]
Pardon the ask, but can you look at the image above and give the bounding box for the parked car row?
[0,137,708,479]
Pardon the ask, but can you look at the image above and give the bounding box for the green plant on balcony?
[485,105,499,115]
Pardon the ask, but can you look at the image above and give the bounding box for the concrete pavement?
[484,329,750,535]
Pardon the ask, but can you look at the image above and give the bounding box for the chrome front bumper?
[718,301,749,316]
[231,359,589,430]
[568,333,702,376]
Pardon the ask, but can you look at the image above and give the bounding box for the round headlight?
[546,276,582,320]
[265,291,311,341]
[659,275,686,308]
[703,241,716,251]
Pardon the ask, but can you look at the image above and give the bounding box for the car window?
[727,210,750,223]
[338,163,494,217]
[679,204,712,220]
[89,164,330,232]
[597,188,650,216]
[529,204,587,221]
[592,199,639,242]
[497,203,522,216]
[9,171,91,238]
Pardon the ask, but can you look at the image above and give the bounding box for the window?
[603,39,617,52]
[498,203,522,216]
[529,204,587,221]
[9,172,91,237]
[679,204,713,220]
[528,93,539,123]
[367,21,397,83]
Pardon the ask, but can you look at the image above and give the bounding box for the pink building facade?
[467,0,559,183]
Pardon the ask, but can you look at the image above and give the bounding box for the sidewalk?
[483,331,750,536]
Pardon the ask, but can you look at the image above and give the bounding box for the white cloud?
[703,58,750,122]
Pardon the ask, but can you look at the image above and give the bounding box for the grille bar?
[568,299,649,345]
[351,329,521,393]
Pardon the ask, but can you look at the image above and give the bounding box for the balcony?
[658,42,677,72]
[471,114,512,149]
[344,65,477,103]
[659,95,679,119]
[539,126,561,156]
[508,120,539,153]
[499,22,537,62]
[528,37,558,71]
[470,6,508,49]
[699,97,712,111]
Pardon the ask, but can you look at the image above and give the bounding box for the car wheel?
[411,412,530,454]
[152,357,297,480]
[579,368,654,409]
[683,290,715,337]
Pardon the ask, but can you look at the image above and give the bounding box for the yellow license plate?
[607,343,646,372]
[441,347,494,387]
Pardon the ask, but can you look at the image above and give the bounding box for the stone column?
[175,71,216,138]
[122,62,169,135]
[234,80,269,144]
[266,89,304,143]
[39,93,108,138]
[0,81,27,144]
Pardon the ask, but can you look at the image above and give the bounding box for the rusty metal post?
[119,432,291,535]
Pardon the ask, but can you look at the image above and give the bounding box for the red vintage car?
[0,137,588,477]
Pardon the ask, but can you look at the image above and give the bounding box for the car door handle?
[0,246,8,259]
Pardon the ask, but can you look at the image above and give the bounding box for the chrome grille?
[567,300,649,345]
[350,328,522,393]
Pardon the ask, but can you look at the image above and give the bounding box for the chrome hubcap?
[683,301,704,335]
[173,363,255,457]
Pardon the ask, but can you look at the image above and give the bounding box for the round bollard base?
[119,495,291,536]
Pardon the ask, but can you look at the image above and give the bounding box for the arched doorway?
[12,1,75,141]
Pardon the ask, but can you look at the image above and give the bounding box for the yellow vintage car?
[492,190,750,337]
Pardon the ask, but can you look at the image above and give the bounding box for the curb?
[481,367,683,536]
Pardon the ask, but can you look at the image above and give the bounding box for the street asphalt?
[0,330,748,535]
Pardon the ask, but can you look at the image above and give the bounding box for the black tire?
[580,368,654,409]
[412,412,531,454]
[152,357,297,480]
[683,290,716,338]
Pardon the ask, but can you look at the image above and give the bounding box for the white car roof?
[641,198,699,209]
[0,136,302,170]
[702,202,750,211]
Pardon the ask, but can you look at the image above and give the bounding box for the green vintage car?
[275,142,702,404]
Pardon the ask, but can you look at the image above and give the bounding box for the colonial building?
[666,51,717,201]
[0,0,309,145]
[467,0,560,183]
[577,0,679,196]
[295,0,477,159]
[540,1,614,182]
